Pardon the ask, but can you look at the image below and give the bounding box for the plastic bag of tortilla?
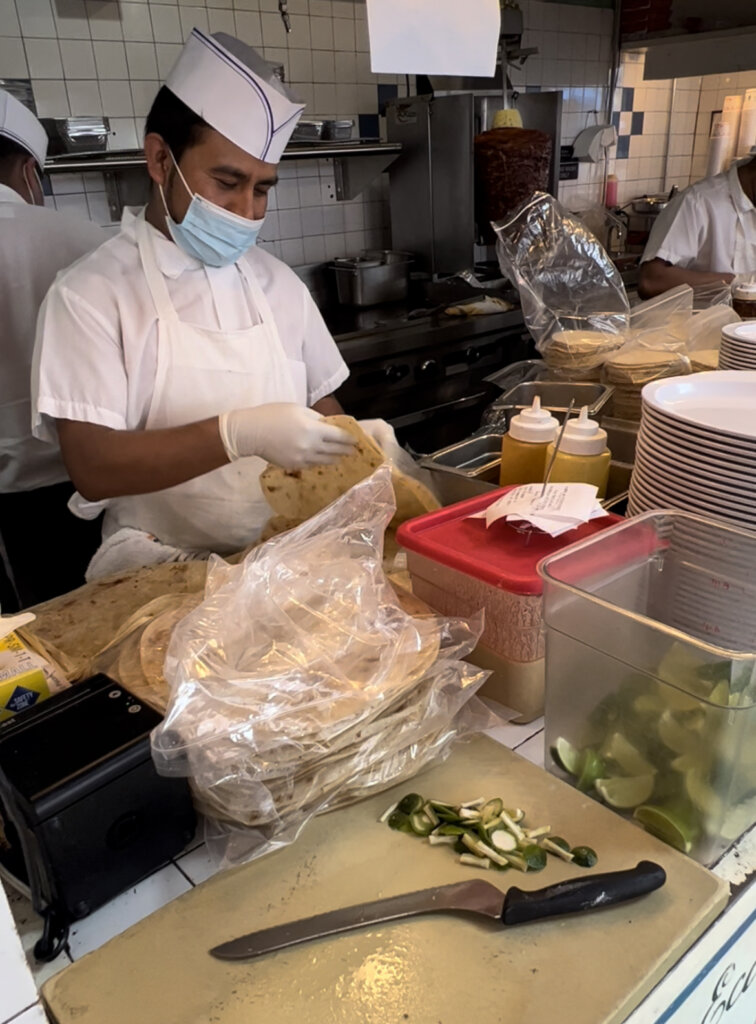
[493,191,629,379]
[151,466,496,869]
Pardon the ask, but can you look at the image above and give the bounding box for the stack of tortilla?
[151,469,483,843]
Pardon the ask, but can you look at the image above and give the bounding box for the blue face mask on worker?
[159,151,264,267]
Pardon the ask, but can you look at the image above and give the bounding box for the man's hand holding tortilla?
[219,404,356,469]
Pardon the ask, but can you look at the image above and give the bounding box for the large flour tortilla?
[260,416,439,528]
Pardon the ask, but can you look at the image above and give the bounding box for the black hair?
[0,135,32,177]
[144,86,211,161]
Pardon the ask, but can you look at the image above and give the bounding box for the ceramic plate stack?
[629,371,756,649]
[543,330,623,381]
[603,348,688,421]
[718,322,756,370]
[629,371,756,530]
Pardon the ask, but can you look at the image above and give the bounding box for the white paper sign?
[366,0,501,77]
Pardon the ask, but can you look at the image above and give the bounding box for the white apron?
[82,214,303,563]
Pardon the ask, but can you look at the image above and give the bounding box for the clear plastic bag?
[492,192,629,379]
[602,324,692,421]
[629,283,693,334]
[151,467,493,868]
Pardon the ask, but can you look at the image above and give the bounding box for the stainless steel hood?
[621,0,756,80]
[628,26,756,80]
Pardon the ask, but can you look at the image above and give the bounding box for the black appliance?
[0,674,196,960]
[330,299,535,455]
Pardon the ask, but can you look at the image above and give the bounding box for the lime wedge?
[596,774,655,809]
[576,749,605,792]
[708,680,730,707]
[551,737,582,776]
[685,772,723,822]
[633,804,697,854]
[601,732,656,777]
[657,710,699,755]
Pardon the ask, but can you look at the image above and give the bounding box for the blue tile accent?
[358,113,380,139]
[621,87,634,112]
[616,135,630,159]
[611,111,621,130]
[631,111,644,135]
[377,83,398,116]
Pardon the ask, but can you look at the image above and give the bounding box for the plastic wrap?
[151,467,493,867]
[493,192,629,379]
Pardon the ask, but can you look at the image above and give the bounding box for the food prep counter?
[1,713,755,1024]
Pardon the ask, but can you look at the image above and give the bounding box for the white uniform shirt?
[642,162,756,275]
[0,184,106,491]
[32,207,349,442]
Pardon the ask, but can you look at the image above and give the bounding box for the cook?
[32,30,387,581]
[0,90,106,608]
[638,152,756,299]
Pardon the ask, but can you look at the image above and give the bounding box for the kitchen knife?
[210,859,665,961]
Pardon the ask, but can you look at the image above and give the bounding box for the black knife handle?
[502,860,666,926]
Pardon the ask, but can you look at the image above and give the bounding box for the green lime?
[685,771,723,822]
[520,844,547,871]
[633,804,697,854]
[657,710,699,755]
[595,774,656,809]
[601,732,656,777]
[571,845,598,868]
[576,748,605,792]
[708,680,730,707]
[551,737,582,776]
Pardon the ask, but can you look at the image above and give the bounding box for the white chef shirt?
[33,207,349,442]
[642,162,756,275]
[0,183,106,491]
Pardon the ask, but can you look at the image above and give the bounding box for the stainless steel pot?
[330,251,412,306]
[631,193,672,216]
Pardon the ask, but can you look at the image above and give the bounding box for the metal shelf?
[44,141,401,174]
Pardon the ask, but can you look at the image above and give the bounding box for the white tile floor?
[0,714,546,1022]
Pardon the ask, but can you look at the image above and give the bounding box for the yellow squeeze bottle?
[545,405,611,498]
[499,397,560,486]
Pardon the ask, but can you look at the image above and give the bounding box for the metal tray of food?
[419,435,503,505]
[496,381,614,419]
[421,434,503,477]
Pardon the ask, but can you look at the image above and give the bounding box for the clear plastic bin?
[538,510,756,865]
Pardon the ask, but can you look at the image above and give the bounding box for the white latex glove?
[218,403,355,469]
[359,418,398,454]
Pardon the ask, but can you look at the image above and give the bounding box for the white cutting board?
[43,737,728,1024]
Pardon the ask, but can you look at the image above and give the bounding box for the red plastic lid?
[396,487,623,596]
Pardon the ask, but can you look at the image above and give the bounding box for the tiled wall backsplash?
[2,0,617,269]
[609,50,756,208]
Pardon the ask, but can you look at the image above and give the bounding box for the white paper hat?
[166,29,305,164]
[0,90,47,169]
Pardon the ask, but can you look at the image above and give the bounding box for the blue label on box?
[5,686,40,714]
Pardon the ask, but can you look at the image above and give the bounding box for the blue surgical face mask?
[159,152,264,268]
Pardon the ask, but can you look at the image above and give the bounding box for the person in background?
[638,152,756,299]
[0,90,107,610]
[32,30,382,581]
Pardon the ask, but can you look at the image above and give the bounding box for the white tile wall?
[610,50,756,208]
[4,0,616,265]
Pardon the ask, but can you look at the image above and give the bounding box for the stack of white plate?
[628,371,756,531]
[719,322,756,370]
[629,371,756,649]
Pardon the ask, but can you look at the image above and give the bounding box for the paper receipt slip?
[472,484,609,537]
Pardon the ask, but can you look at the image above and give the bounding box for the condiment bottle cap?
[508,396,560,443]
[559,406,608,455]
